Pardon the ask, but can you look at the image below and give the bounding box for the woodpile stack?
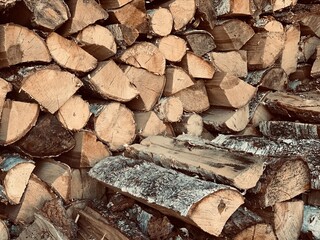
[0,0,320,239]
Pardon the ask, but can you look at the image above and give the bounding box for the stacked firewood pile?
[1,0,320,239]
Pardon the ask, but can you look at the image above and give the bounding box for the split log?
[126,135,265,190]
[154,97,183,122]
[299,14,320,38]
[0,0,16,10]
[250,103,273,127]
[147,8,173,36]
[21,69,83,114]
[208,50,248,78]
[59,130,111,168]
[311,46,320,78]
[82,60,138,102]
[302,205,320,240]
[46,32,97,73]
[34,159,71,203]
[179,51,215,79]
[298,36,320,63]
[205,72,256,108]
[213,0,252,16]
[172,113,203,137]
[195,0,215,29]
[76,25,117,61]
[303,190,320,207]
[59,0,108,36]
[106,24,139,48]
[211,19,255,51]
[99,0,133,9]
[233,224,276,240]
[268,0,297,12]
[119,42,166,75]
[134,111,166,138]
[0,100,39,145]
[94,102,136,151]
[173,80,210,113]
[89,156,244,236]
[0,23,51,68]
[14,113,75,158]
[181,30,215,56]
[0,219,9,240]
[156,35,187,62]
[0,78,11,117]
[202,105,250,133]
[0,154,35,205]
[123,65,166,111]
[252,16,284,32]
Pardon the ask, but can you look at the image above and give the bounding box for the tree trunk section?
[154,97,183,122]
[134,111,166,138]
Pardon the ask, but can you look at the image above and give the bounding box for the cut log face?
[154,97,183,123]
[46,32,97,73]
[100,0,133,9]
[234,224,277,240]
[172,113,203,137]
[270,0,297,11]
[0,78,12,118]
[299,14,320,38]
[82,60,139,102]
[22,0,70,31]
[302,205,320,240]
[134,111,166,138]
[148,8,173,36]
[0,100,39,145]
[215,0,251,16]
[21,69,83,114]
[182,30,216,56]
[0,219,9,240]
[59,0,108,36]
[0,23,51,68]
[94,102,136,151]
[119,42,166,75]
[76,25,117,61]
[157,35,187,62]
[126,135,265,190]
[89,156,244,237]
[106,24,139,48]
[298,36,320,63]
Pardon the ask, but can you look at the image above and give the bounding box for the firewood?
[154,97,183,122]
[89,156,244,236]
[233,224,277,240]
[299,14,320,38]
[301,205,320,240]
[202,105,250,133]
[21,69,83,114]
[119,42,166,75]
[0,0,16,10]
[298,36,320,63]
[106,24,139,48]
[0,219,9,240]
[34,159,71,203]
[22,0,70,31]
[123,65,166,111]
[156,35,187,62]
[211,19,255,51]
[0,78,11,117]
[59,0,108,36]
[46,32,97,73]
[82,60,138,102]
[213,0,252,16]
[99,0,133,9]
[126,135,265,189]
[0,154,35,205]
[268,0,297,12]
[76,25,117,61]
[148,8,173,36]
[179,51,215,79]
[303,190,320,208]
[0,100,39,145]
[208,50,248,78]
[5,174,55,224]
[311,46,320,78]
[107,0,148,34]
[0,24,51,68]
[163,66,194,97]
[205,72,256,108]
[252,16,284,32]
[134,111,166,138]
[182,30,215,56]
[15,113,75,158]
[195,0,215,29]
[59,130,111,168]
[94,102,135,151]
[250,104,273,127]
[173,80,210,113]
[289,64,312,82]
[172,113,203,137]
[163,123,176,138]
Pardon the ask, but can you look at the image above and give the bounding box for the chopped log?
[5,174,55,224]
[82,60,138,102]
[106,24,139,48]
[76,25,117,61]
[234,224,277,240]
[156,35,187,62]
[21,69,83,114]
[0,100,39,146]
[0,219,9,240]
[302,205,320,240]
[202,105,250,133]
[252,16,284,32]
[211,19,255,51]
[173,80,210,113]
[154,97,183,122]
[107,0,148,34]
[123,65,166,111]
[250,104,273,127]
[15,113,75,158]
[59,0,108,36]
[172,113,203,137]
[0,23,51,68]
[289,64,311,82]
[311,46,320,78]
[119,42,166,75]
[0,78,11,118]
[134,111,166,138]
[303,190,320,207]
[179,51,215,79]
[99,0,132,9]
[213,0,252,16]
[0,0,16,10]
[182,30,215,56]
[147,8,173,36]
[298,36,320,63]
[46,32,97,73]
[126,135,265,189]
[269,0,297,12]
[163,123,176,138]
[59,130,111,168]
[22,0,70,31]
[34,159,71,203]
[205,72,256,108]
[195,0,215,29]
[208,50,248,78]
[94,102,135,151]
[0,154,35,205]
[163,66,194,97]
[89,156,244,236]
[299,14,320,38]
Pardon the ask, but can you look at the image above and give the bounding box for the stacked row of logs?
[0,0,320,239]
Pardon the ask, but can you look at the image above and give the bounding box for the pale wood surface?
[106,24,139,48]
[172,113,203,137]
[163,66,194,96]
[0,78,11,119]
[134,111,166,138]
[154,97,183,122]
[157,35,186,62]
[0,219,9,240]
[213,0,251,16]
[148,8,173,36]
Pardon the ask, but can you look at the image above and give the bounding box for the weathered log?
[156,35,187,62]
[154,97,183,123]
[302,205,320,240]
[89,156,244,236]
[147,8,173,36]
[172,113,203,137]
[106,24,139,48]
[195,0,215,29]
[303,190,320,207]
[134,111,166,138]
[181,30,215,56]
